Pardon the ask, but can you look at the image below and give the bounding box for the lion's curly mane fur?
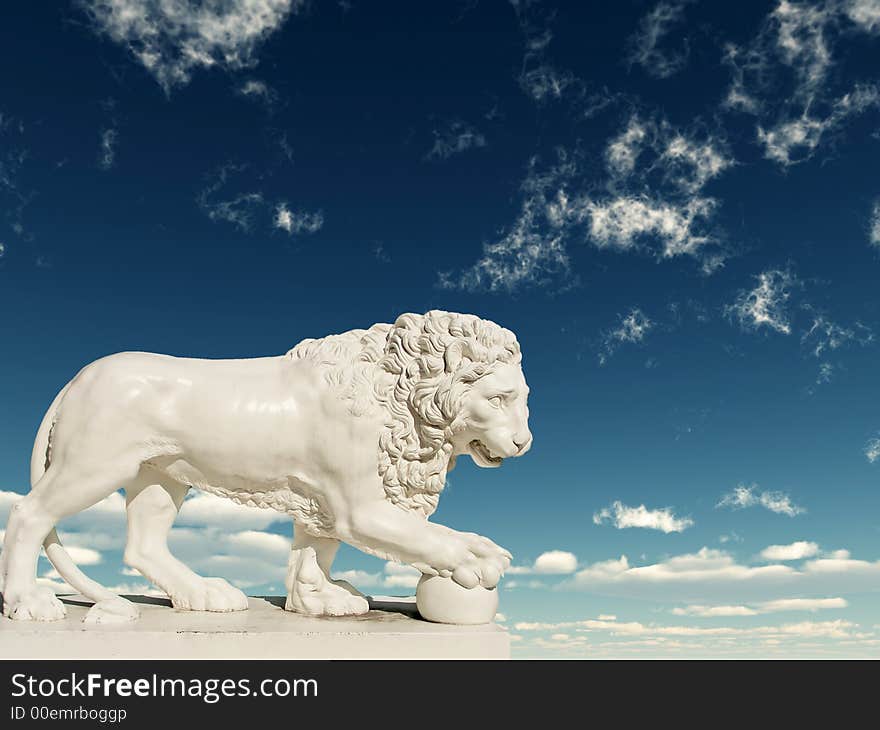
[287,310,521,516]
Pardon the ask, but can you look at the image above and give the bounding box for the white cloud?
[870,200,880,248]
[1,489,295,592]
[719,532,743,545]
[273,203,323,236]
[626,1,693,79]
[223,529,289,562]
[381,562,421,589]
[61,545,104,566]
[82,0,303,91]
[772,0,836,98]
[717,483,804,516]
[514,616,862,640]
[662,133,733,193]
[672,604,758,617]
[589,117,732,264]
[176,527,290,589]
[760,541,820,561]
[593,501,693,533]
[672,596,846,617]
[847,0,880,32]
[505,579,547,590]
[98,128,118,170]
[333,569,382,585]
[606,117,649,177]
[587,196,717,259]
[570,548,796,592]
[726,269,798,334]
[866,436,880,463]
[759,597,848,612]
[177,491,287,530]
[425,120,486,161]
[561,543,880,605]
[509,550,578,575]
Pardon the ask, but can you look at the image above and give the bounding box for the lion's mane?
[287,310,521,517]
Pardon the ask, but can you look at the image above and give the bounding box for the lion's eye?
[488,395,504,408]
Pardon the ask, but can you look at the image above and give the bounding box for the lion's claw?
[443,533,511,589]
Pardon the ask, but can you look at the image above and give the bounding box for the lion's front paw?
[444,533,512,589]
[3,586,67,621]
[169,577,249,612]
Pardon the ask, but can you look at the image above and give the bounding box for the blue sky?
[2,0,880,657]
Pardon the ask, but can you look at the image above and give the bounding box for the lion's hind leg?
[124,476,248,612]
[0,489,65,620]
[2,460,138,621]
[284,530,369,617]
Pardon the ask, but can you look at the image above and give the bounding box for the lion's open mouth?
[468,439,503,467]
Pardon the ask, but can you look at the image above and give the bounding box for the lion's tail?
[33,382,132,614]
[43,528,119,604]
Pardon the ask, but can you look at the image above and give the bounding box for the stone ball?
[415,574,499,625]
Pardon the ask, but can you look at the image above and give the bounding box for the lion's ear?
[444,341,466,373]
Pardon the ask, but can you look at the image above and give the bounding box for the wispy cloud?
[273,203,323,236]
[802,312,873,358]
[723,0,880,166]
[589,116,733,268]
[866,436,880,463]
[441,114,734,291]
[81,0,304,92]
[197,163,322,237]
[726,268,799,334]
[717,483,805,516]
[0,110,33,242]
[757,84,880,166]
[870,199,880,248]
[598,308,653,364]
[237,78,278,109]
[425,119,486,161]
[593,500,693,533]
[98,127,118,170]
[511,0,580,103]
[626,0,693,79]
[437,153,573,291]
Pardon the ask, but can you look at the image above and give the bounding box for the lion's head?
[376,310,532,516]
[288,310,532,517]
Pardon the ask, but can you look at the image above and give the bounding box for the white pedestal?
[0,594,510,659]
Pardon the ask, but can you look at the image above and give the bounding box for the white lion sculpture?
[0,310,532,622]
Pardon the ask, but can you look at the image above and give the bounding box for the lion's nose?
[513,434,533,455]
